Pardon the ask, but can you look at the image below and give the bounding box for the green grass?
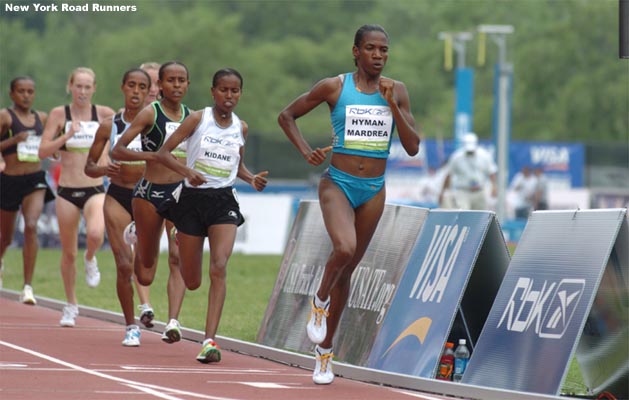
[2,247,282,343]
[2,246,588,395]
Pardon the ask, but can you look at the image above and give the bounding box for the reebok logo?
[539,279,585,339]
[497,277,585,339]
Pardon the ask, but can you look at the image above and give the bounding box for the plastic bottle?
[452,338,470,382]
[436,342,455,380]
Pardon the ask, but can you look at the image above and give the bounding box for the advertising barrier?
[257,201,429,365]
[367,210,510,377]
[463,209,628,397]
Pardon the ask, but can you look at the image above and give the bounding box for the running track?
[0,292,568,400]
[0,292,457,400]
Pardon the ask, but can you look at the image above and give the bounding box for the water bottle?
[452,338,470,382]
[436,342,455,380]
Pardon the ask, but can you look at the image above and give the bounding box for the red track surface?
[0,296,454,400]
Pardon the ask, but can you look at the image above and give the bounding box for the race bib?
[194,138,240,178]
[165,121,186,158]
[65,121,99,152]
[343,105,392,152]
[112,134,144,165]
[17,130,40,162]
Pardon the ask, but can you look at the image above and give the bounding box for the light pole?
[478,24,514,223]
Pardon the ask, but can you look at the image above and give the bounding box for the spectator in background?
[38,67,115,327]
[0,76,55,302]
[534,166,549,210]
[439,132,497,210]
[510,165,538,219]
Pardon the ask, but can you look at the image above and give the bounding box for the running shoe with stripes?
[20,284,36,305]
[313,345,335,385]
[306,296,329,344]
[138,304,154,328]
[196,339,221,363]
[161,319,182,344]
[122,325,141,347]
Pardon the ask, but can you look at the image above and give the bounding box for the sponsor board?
[257,201,428,365]
[367,210,510,378]
[464,209,627,396]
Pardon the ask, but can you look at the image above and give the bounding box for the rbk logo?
[539,279,585,338]
[498,277,585,339]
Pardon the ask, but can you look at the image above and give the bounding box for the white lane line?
[392,389,451,399]
[121,366,272,373]
[126,384,192,400]
[1,324,120,331]
[239,382,293,389]
[0,363,28,368]
[0,340,240,400]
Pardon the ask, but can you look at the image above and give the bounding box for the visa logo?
[530,146,570,165]
[497,277,585,339]
[409,224,468,303]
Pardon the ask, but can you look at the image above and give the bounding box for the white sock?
[126,324,139,330]
[203,338,214,346]
[314,295,330,309]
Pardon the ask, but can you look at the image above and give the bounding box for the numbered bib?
[194,138,240,178]
[111,134,144,166]
[165,121,186,158]
[17,130,40,162]
[343,105,392,152]
[65,121,99,152]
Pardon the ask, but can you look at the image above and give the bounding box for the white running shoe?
[60,304,79,327]
[84,253,101,288]
[138,304,154,328]
[161,319,182,344]
[20,285,36,305]
[123,221,137,246]
[122,325,141,347]
[306,296,329,344]
[313,345,335,385]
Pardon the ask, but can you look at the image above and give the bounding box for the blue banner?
[454,67,474,149]
[367,211,493,377]
[509,141,584,187]
[386,139,585,189]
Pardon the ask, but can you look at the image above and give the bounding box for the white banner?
[160,193,294,255]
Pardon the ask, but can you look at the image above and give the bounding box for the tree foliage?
[1,0,626,148]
